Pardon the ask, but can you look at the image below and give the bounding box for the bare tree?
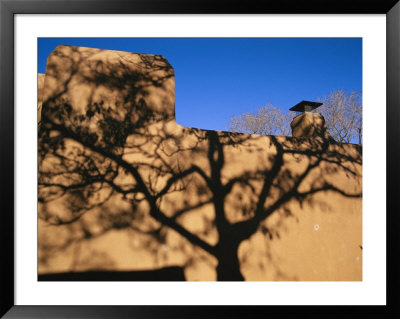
[317,90,362,144]
[229,90,362,144]
[229,104,292,136]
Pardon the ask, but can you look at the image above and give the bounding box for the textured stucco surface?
[38,45,362,281]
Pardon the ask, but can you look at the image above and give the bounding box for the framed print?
[1,0,399,318]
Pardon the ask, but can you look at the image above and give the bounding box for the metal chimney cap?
[289,100,323,112]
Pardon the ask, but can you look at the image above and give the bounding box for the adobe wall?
[38,45,362,281]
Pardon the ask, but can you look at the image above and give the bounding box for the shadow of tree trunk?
[38,45,362,281]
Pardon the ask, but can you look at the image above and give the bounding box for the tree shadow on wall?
[38,45,362,281]
[38,266,185,281]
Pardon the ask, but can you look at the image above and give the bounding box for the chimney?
[289,100,334,141]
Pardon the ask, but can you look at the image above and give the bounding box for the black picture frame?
[1,0,399,318]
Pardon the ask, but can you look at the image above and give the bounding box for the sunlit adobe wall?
[37,46,362,281]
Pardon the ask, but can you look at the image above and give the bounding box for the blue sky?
[38,38,362,131]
